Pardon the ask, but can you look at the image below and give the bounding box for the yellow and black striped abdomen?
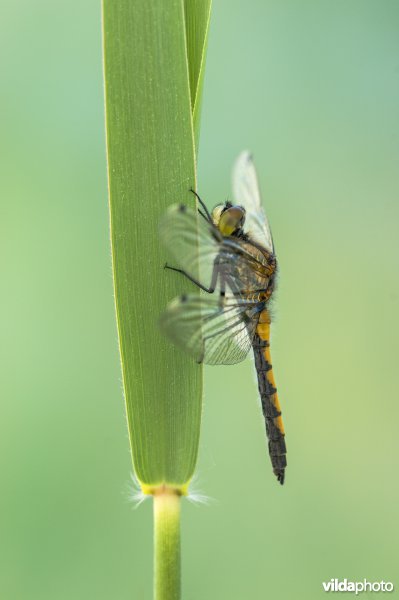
[253,308,287,484]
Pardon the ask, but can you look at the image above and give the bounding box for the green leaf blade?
[184,0,212,152]
[103,0,203,487]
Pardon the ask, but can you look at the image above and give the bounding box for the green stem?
[154,490,181,600]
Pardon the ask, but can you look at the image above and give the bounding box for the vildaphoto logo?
[322,579,394,594]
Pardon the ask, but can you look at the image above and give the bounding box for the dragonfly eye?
[218,206,246,236]
[211,204,225,226]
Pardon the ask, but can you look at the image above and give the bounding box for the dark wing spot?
[178,204,187,213]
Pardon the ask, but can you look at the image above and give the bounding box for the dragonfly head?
[211,202,246,236]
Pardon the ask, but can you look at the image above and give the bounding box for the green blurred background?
[1,1,398,598]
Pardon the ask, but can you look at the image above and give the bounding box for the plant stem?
[154,490,181,600]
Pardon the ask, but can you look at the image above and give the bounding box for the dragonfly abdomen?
[253,308,287,484]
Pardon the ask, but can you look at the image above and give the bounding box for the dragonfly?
[160,151,287,484]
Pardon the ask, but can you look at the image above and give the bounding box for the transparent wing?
[160,204,271,295]
[232,151,274,253]
[160,294,261,365]
[160,204,221,290]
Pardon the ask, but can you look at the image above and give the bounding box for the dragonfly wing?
[232,151,274,253]
[161,203,271,294]
[160,294,260,365]
[160,203,222,290]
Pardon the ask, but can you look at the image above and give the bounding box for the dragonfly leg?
[164,263,218,294]
[198,209,210,223]
[189,188,212,222]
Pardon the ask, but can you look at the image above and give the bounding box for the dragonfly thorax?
[211,202,246,237]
